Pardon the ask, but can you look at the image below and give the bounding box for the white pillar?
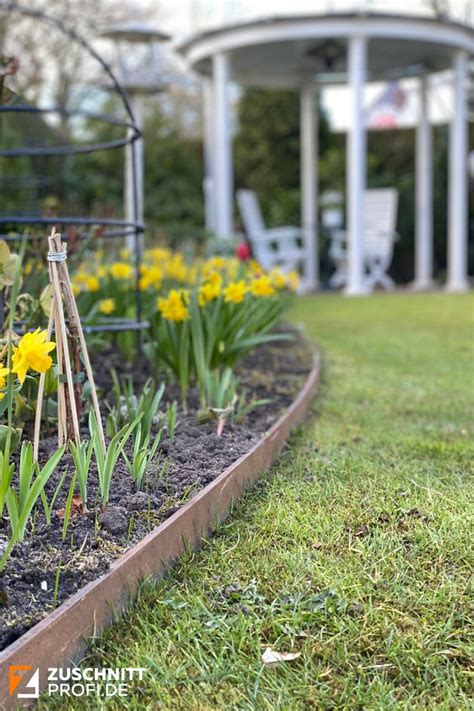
[213,52,233,239]
[345,36,368,295]
[447,50,469,292]
[300,82,319,291]
[125,92,144,253]
[202,79,216,232]
[414,74,434,290]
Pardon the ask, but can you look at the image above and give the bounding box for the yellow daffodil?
[110,262,133,280]
[224,258,240,280]
[139,265,162,291]
[99,298,116,315]
[223,280,247,304]
[12,329,55,384]
[157,290,189,322]
[165,254,188,283]
[250,274,275,297]
[248,259,263,274]
[269,268,287,290]
[198,271,222,306]
[73,270,89,287]
[85,276,100,292]
[204,256,226,273]
[147,247,172,264]
[286,270,299,291]
[0,362,10,400]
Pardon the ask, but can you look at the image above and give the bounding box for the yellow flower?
[224,258,239,280]
[269,268,287,290]
[97,266,108,279]
[73,270,89,287]
[0,362,10,400]
[139,265,162,291]
[166,254,188,283]
[147,247,171,264]
[198,272,222,306]
[286,270,299,292]
[205,256,226,272]
[250,274,275,297]
[157,290,189,322]
[119,247,130,260]
[71,282,81,297]
[12,328,55,384]
[110,262,133,280]
[99,298,116,315]
[223,280,247,304]
[249,259,263,274]
[85,276,100,292]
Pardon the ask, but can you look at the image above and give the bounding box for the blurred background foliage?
[1,83,473,283]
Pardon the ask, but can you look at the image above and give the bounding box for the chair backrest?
[364,188,398,235]
[364,189,398,256]
[236,189,266,238]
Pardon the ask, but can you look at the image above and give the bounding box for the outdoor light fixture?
[305,40,345,72]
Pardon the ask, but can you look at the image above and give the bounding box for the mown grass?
[46,293,474,710]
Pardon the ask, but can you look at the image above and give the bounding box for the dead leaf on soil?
[56,495,88,519]
[262,648,301,665]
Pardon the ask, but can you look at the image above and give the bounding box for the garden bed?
[0,326,314,653]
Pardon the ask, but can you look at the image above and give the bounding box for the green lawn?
[47,293,474,710]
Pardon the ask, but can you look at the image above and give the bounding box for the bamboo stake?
[32,305,53,462]
[34,228,104,460]
[53,293,68,446]
[61,263,105,449]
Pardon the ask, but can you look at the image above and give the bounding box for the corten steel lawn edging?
[0,354,320,708]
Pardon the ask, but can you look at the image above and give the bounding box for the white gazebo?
[178,12,473,294]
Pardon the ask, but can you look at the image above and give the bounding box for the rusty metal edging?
[0,354,320,707]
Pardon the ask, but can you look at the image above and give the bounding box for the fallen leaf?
[262,648,301,665]
[56,494,88,520]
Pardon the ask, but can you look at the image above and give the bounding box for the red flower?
[236,242,251,261]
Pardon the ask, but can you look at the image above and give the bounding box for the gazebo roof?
[177,12,474,87]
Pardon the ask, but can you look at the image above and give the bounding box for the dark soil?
[0,326,313,651]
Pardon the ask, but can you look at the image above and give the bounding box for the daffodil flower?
[11,329,55,384]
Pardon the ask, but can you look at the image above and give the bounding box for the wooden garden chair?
[329,188,399,291]
[236,189,308,274]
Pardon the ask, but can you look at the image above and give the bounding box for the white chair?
[236,189,308,274]
[329,188,399,291]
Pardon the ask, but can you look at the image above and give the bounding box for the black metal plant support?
[0,1,147,337]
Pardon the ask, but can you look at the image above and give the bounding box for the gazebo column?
[414,74,434,290]
[300,82,319,291]
[345,35,368,295]
[202,78,216,233]
[447,50,469,292]
[212,52,233,239]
